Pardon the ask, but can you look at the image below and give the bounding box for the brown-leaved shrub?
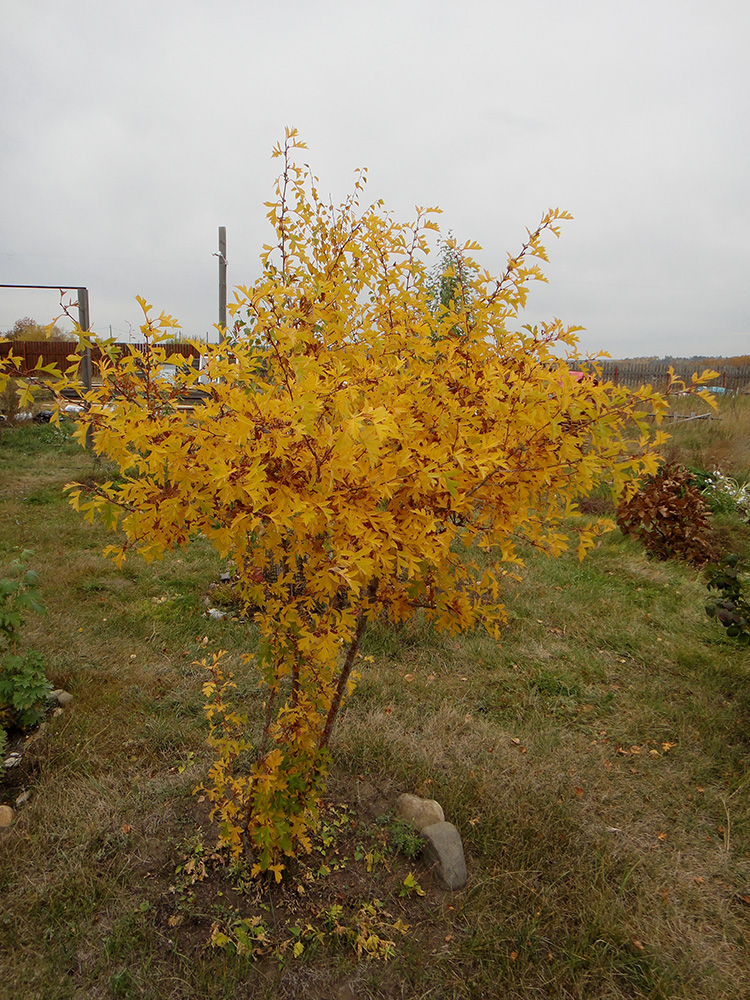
[617,462,714,565]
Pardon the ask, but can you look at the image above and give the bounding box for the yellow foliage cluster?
[0,130,680,873]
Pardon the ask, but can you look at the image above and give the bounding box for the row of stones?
[0,689,75,828]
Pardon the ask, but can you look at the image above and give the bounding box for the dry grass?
[1,418,749,999]
[662,392,750,475]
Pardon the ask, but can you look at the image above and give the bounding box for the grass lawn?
[1,408,749,1000]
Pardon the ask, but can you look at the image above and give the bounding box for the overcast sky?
[2,0,748,358]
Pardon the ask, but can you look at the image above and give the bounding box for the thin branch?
[319,577,378,749]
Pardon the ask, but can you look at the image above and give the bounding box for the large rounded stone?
[395,793,445,832]
[0,805,15,827]
[421,821,468,890]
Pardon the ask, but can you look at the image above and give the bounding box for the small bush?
[0,650,52,728]
[0,552,51,729]
[377,814,425,860]
[697,469,750,520]
[705,553,750,644]
[616,463,714,565]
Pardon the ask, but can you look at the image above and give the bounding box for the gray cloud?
[2,0,748,356]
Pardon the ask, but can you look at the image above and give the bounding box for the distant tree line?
[2,317,74,342]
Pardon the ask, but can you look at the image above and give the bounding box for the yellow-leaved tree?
[1,129,681,877]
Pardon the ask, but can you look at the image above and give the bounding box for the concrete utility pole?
[218,226,227,341]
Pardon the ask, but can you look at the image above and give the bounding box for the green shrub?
[0,552,51,729]
[705,553,750,645]
[697,469,750,519]
[377,814,425,860]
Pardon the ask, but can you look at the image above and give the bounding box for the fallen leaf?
[510,950,518,962]
[649,749,660,758]
[121,824,131,834]
[404,673,414,682]
[657,831,667,842]
[168,914,183,928]
[510,737,521,745]
[574,787,584,796]
[632,939,645,951]
[662,741,677,752]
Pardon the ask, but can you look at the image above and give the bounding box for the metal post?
[77,287,93,450]
[218,226,227,341]
[78,287,92,392]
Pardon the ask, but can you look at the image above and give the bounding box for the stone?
[15,790,31,807]
[57,691,74,706]
[395,793,445,832]
[421,821,468,890]
[0,805,14,827]
[3,751,22,769]
[206,608,226,620]
[48,689,64,701]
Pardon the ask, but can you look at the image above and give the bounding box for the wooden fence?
[0,341,200,374]
[5,342,750,394]
[571,361,750,393]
